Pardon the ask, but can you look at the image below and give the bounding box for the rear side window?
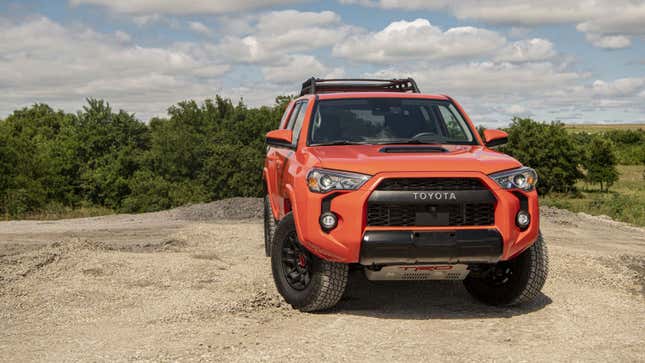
[291,101,309,146]
[285,103,302,130]
[278,103,292,129]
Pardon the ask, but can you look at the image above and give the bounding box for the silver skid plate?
[364,264,470,281]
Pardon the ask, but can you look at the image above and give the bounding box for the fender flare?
[263,166,280,220]
[284,184,305,241]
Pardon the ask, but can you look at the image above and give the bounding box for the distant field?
[542,165,645,226]
[564,123,645,133]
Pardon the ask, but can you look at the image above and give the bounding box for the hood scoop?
[379,146,448,154]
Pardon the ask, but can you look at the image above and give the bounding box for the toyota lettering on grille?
[413,192,457,200]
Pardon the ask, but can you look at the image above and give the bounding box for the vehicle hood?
[305,144,521,175]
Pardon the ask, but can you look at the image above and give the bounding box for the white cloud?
[364,60,615,125]
[505,104,528,115]
[114,30,131,43]
[333,19,506,63]
[188,21,212,36]
[0,16,230,120]
[132,14,163,26]
[3,5,644,126]
[131,14,181,29]
[213,10,349,64]
[69,0,303,15]
[342,0,645,49]
[262,55,336,83]
[576,6,645,35]
[368,61,584,97]
[256,10,341,33]
[584,34,632,49]
[592,78,645,97]
[495,38,556,62]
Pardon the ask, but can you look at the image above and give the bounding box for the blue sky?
[1,0,644,126]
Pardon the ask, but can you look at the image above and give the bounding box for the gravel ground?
[1,199,644,362]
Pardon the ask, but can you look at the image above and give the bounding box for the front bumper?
[360,229,502,265]
[293,171,540,264]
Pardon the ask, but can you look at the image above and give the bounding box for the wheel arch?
[284,184,305,243]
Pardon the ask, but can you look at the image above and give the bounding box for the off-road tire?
[464,232,549,306]
[263,195,277,257]
[271,213,348,312]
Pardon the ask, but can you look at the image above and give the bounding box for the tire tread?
[271,213,348,312]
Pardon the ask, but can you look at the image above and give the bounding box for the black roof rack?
[300,78,420,96]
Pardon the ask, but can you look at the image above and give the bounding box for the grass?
[541,165,645,226]
[4,206,115,221]
[564,123,645,133]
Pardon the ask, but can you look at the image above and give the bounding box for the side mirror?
[483,129,508,147]
[266,129,293,148]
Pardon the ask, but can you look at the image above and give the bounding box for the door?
[267,101,301,217]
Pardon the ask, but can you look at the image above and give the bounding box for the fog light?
[516,210,530,228]
[320,212,338,230]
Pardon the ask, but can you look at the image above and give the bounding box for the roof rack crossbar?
[300,77,420,96]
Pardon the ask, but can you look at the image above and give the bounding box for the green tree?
[501,117,583,194]
[582,137,619,192]
[0,96,290,216]
[74,99,150,208]
[0,104,78,215]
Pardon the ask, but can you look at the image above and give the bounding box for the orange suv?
[263,78,548,312]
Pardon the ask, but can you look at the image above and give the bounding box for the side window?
[437,104,472,141]
[278,103,292,129]
[291,100,309,146]
[285,103,302,130]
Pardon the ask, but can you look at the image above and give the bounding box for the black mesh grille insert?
[367,178,495,227]
[376,178,486,191]
[367,203,494,227]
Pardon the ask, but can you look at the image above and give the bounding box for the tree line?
[499,118,644,194]
[1,98,643,218]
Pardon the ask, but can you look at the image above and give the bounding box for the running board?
[364,264,470,281]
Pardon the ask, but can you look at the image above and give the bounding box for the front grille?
[376,178,486,191]
[367,177,495,227]
[367,203,494,226]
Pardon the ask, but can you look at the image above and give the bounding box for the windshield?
[308,98,477,146]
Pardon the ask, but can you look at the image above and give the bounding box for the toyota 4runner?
[263,78,548,312]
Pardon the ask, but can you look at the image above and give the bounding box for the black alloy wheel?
[281,231,312,290]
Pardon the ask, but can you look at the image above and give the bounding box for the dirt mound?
[541,205,645,233]
[170,197,263,221]
[0,239,107,288]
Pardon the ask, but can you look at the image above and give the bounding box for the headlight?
[489,167,538,191]
[307,168,370,193]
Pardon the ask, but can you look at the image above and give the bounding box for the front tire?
[263,196,277,257]
[271,213,348,312]
[464,232,549,306]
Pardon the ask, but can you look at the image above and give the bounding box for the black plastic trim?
[320,192,341,233]
[368,190,496,205]
[360,229,503,265]
[512,191,530,230]
[379,146,447,153]
[266,137,296,150]
[485,137,508,148]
